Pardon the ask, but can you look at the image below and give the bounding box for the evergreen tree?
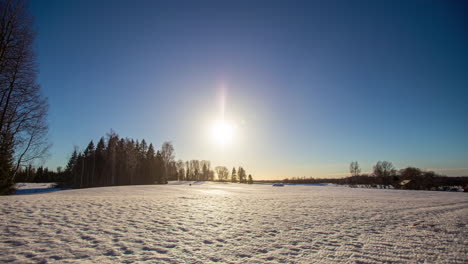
[202,163,208,181]
[238,167,246,183]
[155,151,165,184]
[83,140,95,187]
[146,143,156,184]
[231,167,237,183]
[64,150,78,187]
[106,131,119,185]
[57,131,257,189]
[95,138,106,186]
[248,174,253,184]
[76,153,84,188]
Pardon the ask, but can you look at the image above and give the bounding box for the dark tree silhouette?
[215,166,229,182]
[238,166,246,183]
[231,167,237,183]
[247,174,253,184]
[349,161,361,177]
[0,0,49,194]
[373,161,396,186]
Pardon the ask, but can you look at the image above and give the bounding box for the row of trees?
[346,161,467,190]
[15,165,61,183]
[215,166,253,184]
[21,131,254,188]
[0,0,50,194]
[283,161,468,191]
[63,132,171,188]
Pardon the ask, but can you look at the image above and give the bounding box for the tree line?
[283,161,468,191]
[15,131,254,188]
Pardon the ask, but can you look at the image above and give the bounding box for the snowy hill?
[1,183,467,263]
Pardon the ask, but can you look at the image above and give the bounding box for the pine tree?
[106,131,119,185]
[146,143,156,184]
[76,153,84,188]
[95,138,106,186]
[155,151,165,184]
[248,174,253,184]
[64,150,78,187]
[231,167,237,183]
[202,163,208,181]
[84,141,95,187]
[238,167,246,183]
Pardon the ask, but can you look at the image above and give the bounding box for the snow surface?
[1,182,467,263]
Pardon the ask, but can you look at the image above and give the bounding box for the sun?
[211,120,235,146]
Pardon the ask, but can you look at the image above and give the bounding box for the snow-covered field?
[1,182,467,263]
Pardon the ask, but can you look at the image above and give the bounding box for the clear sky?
[30,0,467,179]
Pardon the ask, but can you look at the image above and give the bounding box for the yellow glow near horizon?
[211,120,235,147]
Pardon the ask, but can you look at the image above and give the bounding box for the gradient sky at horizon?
[30,0,467,179]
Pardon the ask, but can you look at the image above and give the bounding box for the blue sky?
[31,0,467,179]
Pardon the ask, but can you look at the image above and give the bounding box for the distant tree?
[373,161,396,178]
[373,161,396,186]
[176,160,184,181]
[114,138,126,185]
[349,161,361,177]
[190,160,200,181]
[231,167,237,183]
[215,166,229,182]
[238,167,247,183]
[247,174,253,184]
[208,170,215,181]
[83,140,95,187]
[64,148,78,187]
[146,143,156,183]
[105,131,119,185]
[137,139,148,182]
[399,167,422,179]
[126,139,138,185]
[76,153,84,188]
[201,160,211,181]
[185,161,190,181]
[161,141,174,181]
[155,150,165,183]
[94,138,105,186]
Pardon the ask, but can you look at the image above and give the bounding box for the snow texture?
[1,182,467,263]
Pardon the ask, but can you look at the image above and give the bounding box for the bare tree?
[349,161,361,177]
[215,166,229,182]
[160,141,174,180]
[373,161,396,187]
[0,0,49,193]
[190,160,200,181]
[373,161,396,178]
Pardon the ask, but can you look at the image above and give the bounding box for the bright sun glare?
[211,120,235,147]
